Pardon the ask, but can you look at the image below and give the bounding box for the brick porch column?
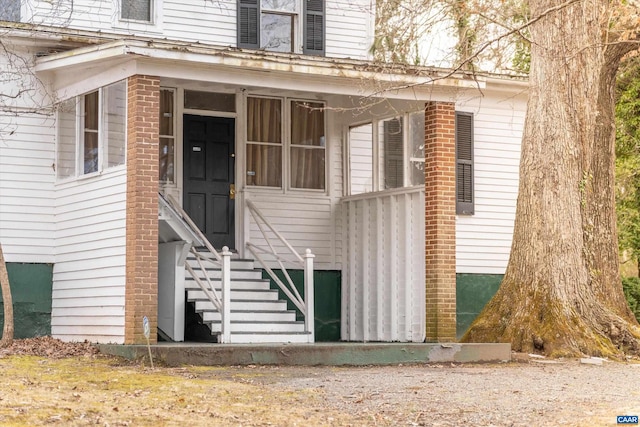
[125,75,160,344]
[424,101,457,342]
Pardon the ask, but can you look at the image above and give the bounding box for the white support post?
[221,246,232,344]
[304,249,315,343]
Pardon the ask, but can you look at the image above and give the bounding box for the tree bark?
[0,243,14,347]
[462,0,640,356]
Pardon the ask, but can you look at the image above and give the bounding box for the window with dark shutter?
[456,111,474,215]
[304,0,325,56]
[238,0,260,49]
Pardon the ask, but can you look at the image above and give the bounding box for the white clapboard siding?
[244,194,339,270]
[341,187,425,342]
[24,0,373,60]
[455,93,526,274]
[0,113,56,263]
[52,167,127,344]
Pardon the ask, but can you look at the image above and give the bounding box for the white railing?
[161,193,232,343]
[245,199,315,341]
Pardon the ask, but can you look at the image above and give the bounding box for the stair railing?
[161,193,231,343]
[245,199,315,341]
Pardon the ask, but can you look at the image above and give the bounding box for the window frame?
[237,0,324,55]
[244,94,327,193]
[55,81,128,181]
[112,0,162,32]
[159,87,177,184]
[346,111,426,196]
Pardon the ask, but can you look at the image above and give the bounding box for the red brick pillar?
[424,101,457,342]
[125,75,160,344]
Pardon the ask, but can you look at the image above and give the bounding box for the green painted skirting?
[456,273,503,339]
[0,263,53,338]
[263,270,341,342]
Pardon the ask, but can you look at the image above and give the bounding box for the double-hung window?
[238,0,325,55]
[56,80,127,179]
[246,96,326,190]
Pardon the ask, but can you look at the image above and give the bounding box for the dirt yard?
[0,338,639,426]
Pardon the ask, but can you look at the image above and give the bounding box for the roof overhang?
[33,38,494,100]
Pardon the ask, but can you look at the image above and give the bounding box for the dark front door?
[183,115,235,249]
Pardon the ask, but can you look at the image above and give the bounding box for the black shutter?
[304,0,325,56]
[383,118,403,189]
[456,111,474,215]
[238,0,259,49]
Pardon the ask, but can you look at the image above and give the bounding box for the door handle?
[229,184,236,200]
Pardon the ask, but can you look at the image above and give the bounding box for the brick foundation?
[125,75,160,344]
[424,101,457,342]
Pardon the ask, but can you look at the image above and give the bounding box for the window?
[348,111,425,195]
[56,80,127,179]
[246,96,326,190]
[290,101,325,189]
[121,0,151,21]
[456,112,474,215]
[159,88,176,182]
[0,0,20,21]
[238,0,324,55]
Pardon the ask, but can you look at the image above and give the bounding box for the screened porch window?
[159,88,176,183]
[56,80,127,180]
[348,111,425,195]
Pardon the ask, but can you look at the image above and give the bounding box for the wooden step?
[202,310,297,323]
[184,278,271,291]
[207,321,306,333]
[195,299,288,312]
[187,288,279,301]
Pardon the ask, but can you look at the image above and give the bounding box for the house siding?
[52,168,127,343]
[24,0,373,60]
[0,113,56,263]
[455,93,526,275]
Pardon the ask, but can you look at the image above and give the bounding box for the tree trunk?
[0,243,14,347]
[462,0,640,356]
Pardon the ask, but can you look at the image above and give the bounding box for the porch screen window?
[238,0,324,55]
[121,0,151,21]
[348,123,374,195]
[456,111,474,215]
[159,88,176,182]
[56,80,127,180]
[380,117,403,189]
[290,101,325,190]
[246,97,282,187]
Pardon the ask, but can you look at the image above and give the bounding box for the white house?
[0,0,527,344]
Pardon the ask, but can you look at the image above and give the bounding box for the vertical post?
[304,249,315,343]
[221,246,232,344]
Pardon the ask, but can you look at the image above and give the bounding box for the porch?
[98,342,511,366]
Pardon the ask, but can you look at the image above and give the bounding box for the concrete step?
[202,310,297,323]
[207,321,306,333]
[187,288,279,301]
[224,332,313,344]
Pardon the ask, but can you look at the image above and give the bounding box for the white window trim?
[346,110,425,196]
[244,93,328,194]
[260,0,302,53]
[112,0,163,34]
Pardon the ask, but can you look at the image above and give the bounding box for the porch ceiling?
[34,38,486,99]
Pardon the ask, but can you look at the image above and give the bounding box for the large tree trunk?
[463,0,640,356]
[0,243,14,347]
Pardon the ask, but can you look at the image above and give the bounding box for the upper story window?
[238,0,325,55]
[0,0,20,21]
[56,81,127,180]
[121,0,151,21]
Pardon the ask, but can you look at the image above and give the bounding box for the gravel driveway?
[234,358,640,426]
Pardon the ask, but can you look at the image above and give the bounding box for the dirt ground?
[0,338,639,426]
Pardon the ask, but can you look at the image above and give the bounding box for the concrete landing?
[98,342,511,366]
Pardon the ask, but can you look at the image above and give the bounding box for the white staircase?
[185,252,312,343]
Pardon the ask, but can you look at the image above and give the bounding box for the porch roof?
[29,35,512,100]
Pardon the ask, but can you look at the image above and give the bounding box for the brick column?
[424,101,457,342]
[125,75,160,344]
